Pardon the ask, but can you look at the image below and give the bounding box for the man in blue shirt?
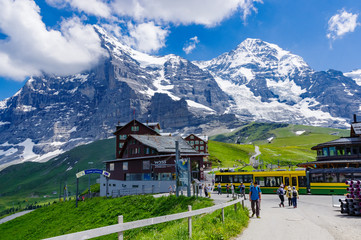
[249,181,262,218]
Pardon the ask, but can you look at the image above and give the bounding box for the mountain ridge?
[0,25,360,169]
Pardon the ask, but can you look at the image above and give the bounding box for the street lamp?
[88,162,93,198]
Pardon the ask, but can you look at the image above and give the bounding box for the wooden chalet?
[105,135,208,182]
[113,120,161,158]
[184,134,208,153]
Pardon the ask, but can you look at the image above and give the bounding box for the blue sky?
[0,0,361,100]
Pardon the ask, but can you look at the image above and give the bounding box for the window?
[143,160,150,170]
[292,177,297,186]
[123,162,128,171]
[200,146,204,150]
[337,147,344,156]
[322,147,329,156]
[257,176,282,187]
[310,173,324,182]
[200,141,204,144]
[190,141,194,145]
[243,175,253,183]
[339,172,352,183]
[195,146,199,150]
[233,175,241,183]
[329,147,336,156]
[126,173,142,181]
[255,177,265,187]
[119,134,127,140]
[317,149,322,156]
[145,147,150,154]
[284,177,289,186]
[353,173,361,181]
[346,147,351,155]
[352,147,358,155]
[190,135,194,139]
[110,163,114,171]
[119,143,124,148]
[325,173,337,183]
[131,126,139,131]
[143,173,151,180]
[195,140,199,144]
[298,176,307,187]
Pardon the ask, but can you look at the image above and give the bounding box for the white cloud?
[183,36,200,54]
[0,0,107,80]
[327,9,359,41]
[111,0,262,26]
[123,22,169,53]
[46,0,111,18]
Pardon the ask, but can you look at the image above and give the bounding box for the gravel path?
[0,210,34,224]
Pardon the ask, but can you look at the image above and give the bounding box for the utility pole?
[187,157,191,197]
[175,141,179,197]
[88,162,93,198]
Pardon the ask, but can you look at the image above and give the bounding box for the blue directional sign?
[76,169,110,178]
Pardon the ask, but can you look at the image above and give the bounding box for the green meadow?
[0,195,249,240]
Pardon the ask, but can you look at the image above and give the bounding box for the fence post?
[221,208,224,222]
[188,205,192,239]
[118,215,123,240]
[234,202,237,212]
[242,199,244,209]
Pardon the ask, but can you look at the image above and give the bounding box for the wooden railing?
[44,198,245,240]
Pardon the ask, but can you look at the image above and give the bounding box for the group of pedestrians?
[199,183,213,198]
[277,184,299,208]
[248,182,300,220]
[219,182,246,198]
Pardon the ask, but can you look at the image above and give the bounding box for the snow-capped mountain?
[1,27,360,169]
[0,26,232,169]
[195,38,359,126]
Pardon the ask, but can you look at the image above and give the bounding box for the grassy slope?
[0,195,248,240]
[0,138,115,212]
[208,123,349,168]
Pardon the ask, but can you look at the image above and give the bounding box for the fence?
[44,198,245,240]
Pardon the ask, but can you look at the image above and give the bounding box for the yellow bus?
[215,170,307,194]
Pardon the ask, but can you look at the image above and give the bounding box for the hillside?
[0,195,248,240]
[210,123,349,168]
[0,122,350,213]
[0,138,115,213]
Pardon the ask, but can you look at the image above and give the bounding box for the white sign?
[154,160,167,168]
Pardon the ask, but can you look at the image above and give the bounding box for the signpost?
[75,169,111,208]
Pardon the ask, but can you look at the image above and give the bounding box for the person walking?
[217,183,222,195]
[207,184,212,198]
[277,184,285,207]
[292,186,299,208]
[226,184,230,197]
[231,183,235,198]
[249,181,262,218]
[286,186,292,206]
[204,184,208,197]
[239,182,246,199]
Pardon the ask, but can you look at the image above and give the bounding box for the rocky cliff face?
[0,27,360,169]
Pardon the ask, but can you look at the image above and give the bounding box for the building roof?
[297,159,361,168]
[130,135,198,154]
[113,119,160,135]
[185,134,208,142]
[311,137,361,150]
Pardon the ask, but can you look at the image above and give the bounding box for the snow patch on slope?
[345,69,361,86]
